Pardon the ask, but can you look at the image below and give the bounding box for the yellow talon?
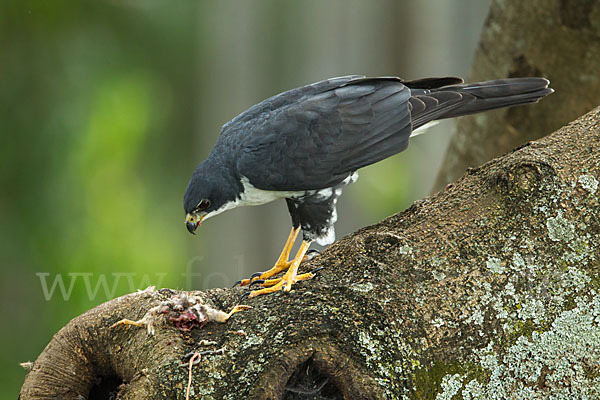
[238,227,300,286]
[248,240,312,298]
[224,305,252,320]
[255,271,316,288]
[111,318,149,329]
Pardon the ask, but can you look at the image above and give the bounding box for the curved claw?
[310,266,325,275]
[250,272,262,280]
[249,279,265,288]
[235,272,268,288]
[239,291,251,301]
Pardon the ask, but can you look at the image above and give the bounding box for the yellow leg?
[257,271,316,288]
[222,305,252,322]
[248,240,312,298]
[110,318,146,329]
[237,227,300,286]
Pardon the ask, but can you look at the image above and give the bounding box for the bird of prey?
[183,75,552,298]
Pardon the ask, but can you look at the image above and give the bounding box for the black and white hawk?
[183,75,552,298]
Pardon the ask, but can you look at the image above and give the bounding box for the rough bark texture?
[20,107,600,399]
[433,0,600,192]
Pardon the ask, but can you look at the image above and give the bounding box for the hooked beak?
[185,213,205,235]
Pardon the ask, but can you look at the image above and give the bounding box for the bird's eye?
[195,199,211,211]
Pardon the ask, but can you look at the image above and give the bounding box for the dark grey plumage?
[184,75,552,244]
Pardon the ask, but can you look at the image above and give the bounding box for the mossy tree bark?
[20,107,600,399]
[433,0,600,191]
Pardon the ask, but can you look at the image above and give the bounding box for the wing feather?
[234,77,412,191]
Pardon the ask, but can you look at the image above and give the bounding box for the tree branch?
[21,107,600,399]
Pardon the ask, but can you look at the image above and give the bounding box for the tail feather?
[409,77,553,129]
[438,78,550,97]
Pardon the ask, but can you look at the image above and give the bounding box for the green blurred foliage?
[0,1,200,395]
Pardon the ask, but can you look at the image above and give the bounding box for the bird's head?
[184,197,211,234]
[183,160,238,235]
[183,175,220,234]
